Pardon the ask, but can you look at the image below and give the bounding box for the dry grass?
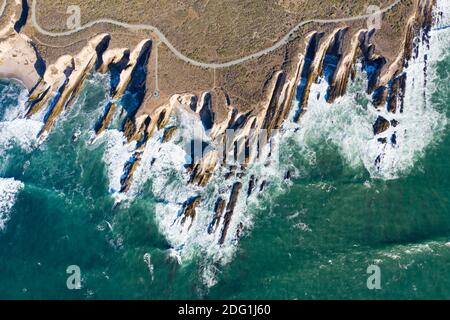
[37,0,394,62]
[29,0,413,117]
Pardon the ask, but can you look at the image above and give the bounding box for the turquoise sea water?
[0,29,449,300]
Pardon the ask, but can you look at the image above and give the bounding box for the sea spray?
[0,178,24,231]
[0,80,43,173]
[99,101,286,287]
[285,14,449,180]
[0,80,29,121]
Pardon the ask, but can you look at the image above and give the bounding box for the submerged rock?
[179,196,202,230]
[391,132,397,145]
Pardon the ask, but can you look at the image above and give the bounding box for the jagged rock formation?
[29,34,110,140]
[218,182,242,245]
[94,39,152,138]
[0,0,439,259]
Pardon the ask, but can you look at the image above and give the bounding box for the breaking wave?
[286,7,449,180]
[0,80,43,173]
[0,178,24,231]
[0,119,42,156]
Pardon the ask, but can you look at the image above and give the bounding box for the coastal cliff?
[0,0,440,272]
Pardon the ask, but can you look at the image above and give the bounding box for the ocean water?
[0,12,449,299]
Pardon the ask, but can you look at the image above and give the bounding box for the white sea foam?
[286,8,449,180]
[0,118,43,161]
[101,129,136,196]
[365,23,449,179]
[0,81,43,171]
[286,76,375,170]
[0,178,24,231]
[0,83,36,230]
[0,84,28,121]
[379,240,450,262]
[100,103,284,287]
[435,0,450,27]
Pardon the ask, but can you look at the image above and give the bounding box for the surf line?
[28,0,403,70]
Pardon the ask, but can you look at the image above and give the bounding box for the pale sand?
[0,33,41,90]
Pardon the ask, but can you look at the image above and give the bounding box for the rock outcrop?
[31,34,110,140]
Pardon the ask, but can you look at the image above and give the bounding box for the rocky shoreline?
[0,0,438,265]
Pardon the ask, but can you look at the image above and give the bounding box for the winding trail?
[3,0,402,69]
